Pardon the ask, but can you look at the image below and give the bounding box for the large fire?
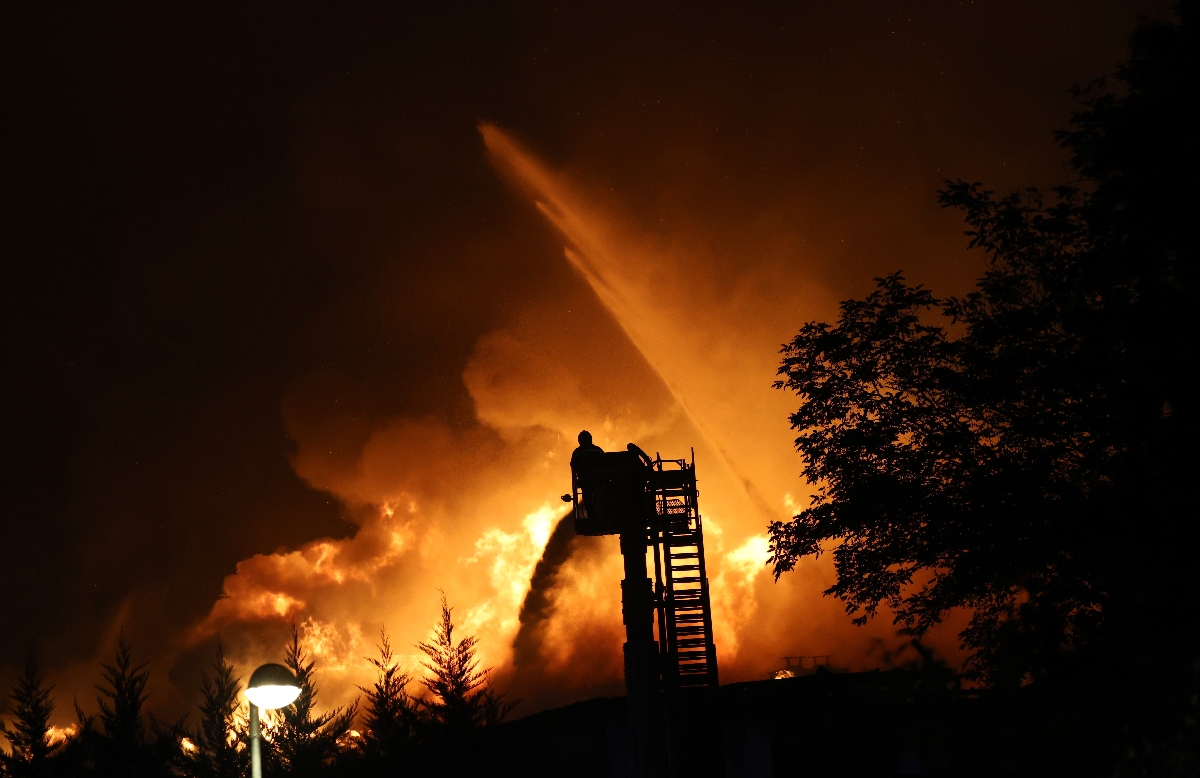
[180,125,967,717]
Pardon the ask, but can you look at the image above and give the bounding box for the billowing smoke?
[8,1,1148,734]
[162,125,971,719]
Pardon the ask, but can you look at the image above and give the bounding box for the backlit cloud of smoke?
[177,125,970,717]
[4,1,1163,736]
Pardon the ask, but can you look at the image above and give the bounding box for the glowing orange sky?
[2,0,1165,731]
[167,124,972,717]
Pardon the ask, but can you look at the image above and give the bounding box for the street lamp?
[245,663,301,778]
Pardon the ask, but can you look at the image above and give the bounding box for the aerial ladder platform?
[567,432,721,777]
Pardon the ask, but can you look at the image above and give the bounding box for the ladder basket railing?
[650,454,719,690]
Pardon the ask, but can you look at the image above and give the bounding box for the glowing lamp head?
[245,663,301,710]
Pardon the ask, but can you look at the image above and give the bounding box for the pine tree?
[188,642,247,778]
[54,698,98,776]
[0,653,59,778]
[357,629,415,765]
[266,623,357,778]
[94,634,151,776]
[145,714,188,778]
[416,594,515,744]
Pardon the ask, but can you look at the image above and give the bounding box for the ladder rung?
[653,487,718,692]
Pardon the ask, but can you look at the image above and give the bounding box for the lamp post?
[245,663,301,778]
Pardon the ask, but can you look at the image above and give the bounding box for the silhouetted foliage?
[0,653,59,778]
[144,716,188,778]
[186,643,247,778]
[773,0,1194,676]
[265,624,356,778]
[772,2,1196,772]
[33,609,521,778]
[416,594,515,746]
[50,636,188,778]
[94,636,152,776]
[53,699,98,776]
[355,629,415,771]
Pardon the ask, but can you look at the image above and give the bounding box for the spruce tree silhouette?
[415,593,515,751]
[0,653,59,778]
[187,642,248,778]
[266,623,356,778]
[94,635,151,776]
[55,698,98,776]
[144,717,188,778]
[356,629,416,771]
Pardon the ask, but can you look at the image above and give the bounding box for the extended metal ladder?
[650,453,719,690]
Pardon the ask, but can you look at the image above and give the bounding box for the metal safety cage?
[570,446,655,537]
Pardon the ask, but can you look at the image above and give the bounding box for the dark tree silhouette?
[771,2,1196,771]
[772,0,1195,686]
[0,653,59,778]
[54,635,188,778]
[265,624,356,778]
[187,642,247,778]
[94,635,152,776]
[144,717,188,778]
[416,594,515,744]
[356,629,416,769]
[54,699,98,777]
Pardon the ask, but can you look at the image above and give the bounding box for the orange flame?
[176,124,969,719]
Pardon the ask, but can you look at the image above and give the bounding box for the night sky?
[2,0,1168,721]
